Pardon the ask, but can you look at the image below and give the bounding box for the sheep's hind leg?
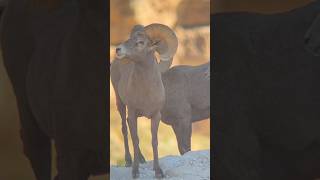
[182,121,192,153]
[127,108,140,178]
[172,123,185,154]
[151,112,165,178]
[172,116,192,155]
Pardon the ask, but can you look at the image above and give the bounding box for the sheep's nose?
[116,47,121,53]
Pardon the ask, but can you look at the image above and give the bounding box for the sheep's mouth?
[115,45,127,59]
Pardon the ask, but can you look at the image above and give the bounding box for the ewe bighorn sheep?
[110,24,177,178]
[0,0,107,179]
[160,62,210,155]
[213,1,320,179]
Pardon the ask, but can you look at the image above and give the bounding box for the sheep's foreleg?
[124,117,146,165]
[120,113,131,167]
[117,95,145,166]
[127,108,140,178]
[122,116,146,167]
[116,95,132,167]
[151,111,164,178]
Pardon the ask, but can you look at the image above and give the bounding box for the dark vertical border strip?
[104,0,111,176]
[210,0,214,178]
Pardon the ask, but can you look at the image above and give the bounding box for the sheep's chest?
[119,68,165,118]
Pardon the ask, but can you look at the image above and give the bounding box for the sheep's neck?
[127,55,164,115]
[130,55,163,95]
[133,55,160,80]
[134,54,155,68]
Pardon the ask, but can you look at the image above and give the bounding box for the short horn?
[144,23,178,73]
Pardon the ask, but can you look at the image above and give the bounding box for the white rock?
[110,150,210,180]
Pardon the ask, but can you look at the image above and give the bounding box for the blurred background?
[110,0,211,165]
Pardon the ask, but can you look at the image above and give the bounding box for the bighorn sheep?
[213,0,320,179]
[110,24,177,178]
[0,0,107,179]
[160,62,210,155]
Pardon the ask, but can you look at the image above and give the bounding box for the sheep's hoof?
[132,169,140,179]
[155,168,165,179]
[125,159,132,167]
[125,162,132,167]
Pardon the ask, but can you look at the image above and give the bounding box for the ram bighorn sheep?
[110,24,177,178]
[213,1,320,179]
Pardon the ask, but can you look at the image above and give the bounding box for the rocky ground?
[110,150,210,180]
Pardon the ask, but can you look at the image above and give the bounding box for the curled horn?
[144,23,178,73]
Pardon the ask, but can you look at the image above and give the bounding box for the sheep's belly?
[122,86,165,119]
[136,110,152,119]
[134,103,163,119]
[128,97,164,119]
[119,78,165,118]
